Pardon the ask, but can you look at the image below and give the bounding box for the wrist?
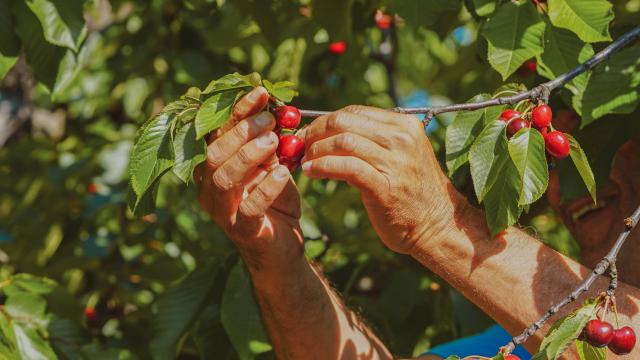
[409,188,484,257]
[248,249,310,296]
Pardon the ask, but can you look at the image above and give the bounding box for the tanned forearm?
[249,254,393,360]
[411,197,640,357]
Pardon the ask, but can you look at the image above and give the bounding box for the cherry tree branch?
[502,204,640,354]
[299,26,640,120]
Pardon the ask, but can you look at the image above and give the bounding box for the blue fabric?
[425,325,531,359]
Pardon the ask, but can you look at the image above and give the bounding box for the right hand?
[195,87,304,273]
[298,106,463,255]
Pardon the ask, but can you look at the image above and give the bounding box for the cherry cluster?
[499,104,570,159]
[577,297,637,355]
[581,319,636,355]
[272,105,305,171]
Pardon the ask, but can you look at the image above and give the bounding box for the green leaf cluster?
[447,86,595,235]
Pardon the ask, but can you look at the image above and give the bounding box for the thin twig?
[502,204,640,354]
[298,26,640,119]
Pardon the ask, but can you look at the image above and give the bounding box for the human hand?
[195,87,304,273]
[298,106,461,254]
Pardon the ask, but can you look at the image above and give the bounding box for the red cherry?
[277,135,305,170]
[87,183,98,194]
[505,355,520,360]
[507,118,529,138]
[609,327,636,355]
[517,59,537,76]
[273,105,301,129]
[84,307,98,323]
[544,131,570,159]
[531,104,552,129]
[584,319,615,347]
[328,41,347,54]
[375,10,392,29]
[499,109,521,122]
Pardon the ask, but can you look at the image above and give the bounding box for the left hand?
[298,105,460,255]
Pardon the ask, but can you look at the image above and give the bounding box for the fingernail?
[256,132,276,148]
[254,112,273,128]
[247,87,265,102]
[273,165,289,179]
[301,162,311,172]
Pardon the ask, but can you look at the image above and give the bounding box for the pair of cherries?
[272,105,305,171]
[500,104,570,159]
[581,319,637,355]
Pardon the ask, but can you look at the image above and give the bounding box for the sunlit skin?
[197,87,640,359]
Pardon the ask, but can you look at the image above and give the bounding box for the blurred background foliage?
[0,0,638,358]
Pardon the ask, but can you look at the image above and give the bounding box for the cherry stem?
[502,205,640,353]
[298,26,640,125]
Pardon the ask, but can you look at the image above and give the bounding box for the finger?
[243,166,301,219]
[297,110,396,148]
[301,132,389,167]
[212,131,279,192]
[206,111,275,169]
[300,156,388,196]
[207,86,270,144]
[236,165,291,231]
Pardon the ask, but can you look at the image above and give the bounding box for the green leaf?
[127,171,164,216]
[12,323,57,360]
[311,0,354,40]
[575,340,606,360]
[566,134,596,204]
[262,79,298,103]
[202,72,258,95]
[172,122,207,183]
[537,22,593,81]
[0,54,17,79]
[4,274,56,296]
[469,120,508,202]
[5,293,47,323]
[149,262,218,360]
[580,45,640,126]
[0,0,21,57]
[508,128,549,205]
[25,0,87,51]
[13,0,66,90]
[445,356,461,360]
[535,298,598,360]
[129,113,175,198]
[445,94,492,176]
[222,261,271,360]
[49,318,88,360]
[547,0,613,43]
[483,154,522,236]
[195,90,242,139]
[472,0,496,17]
[0,313,19,358]
[481,1,545,80]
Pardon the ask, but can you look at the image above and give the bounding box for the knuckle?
[390,131,413,145]
[336,133,356,152]
[212,170,235,192]
[252,185,273,205]
[343,104,367,114]
[327,113,345,132]
[230,120,249,140]
[238,201,261,220]
[206,142,225,168]
[236,146,254,166]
